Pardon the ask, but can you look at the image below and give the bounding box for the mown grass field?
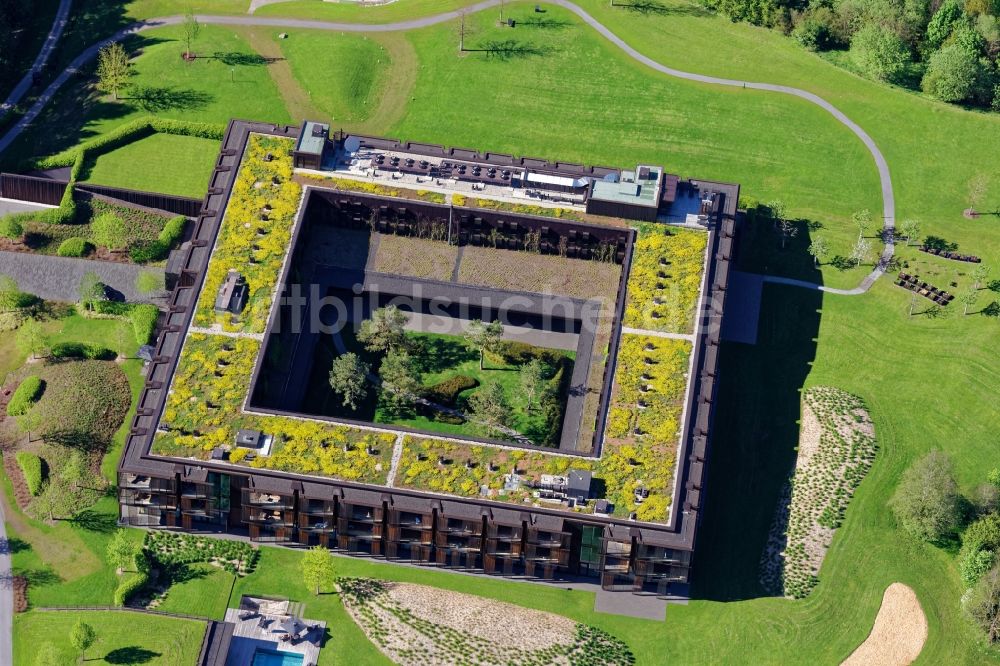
[82,132,220,197]
[13,609,206,666]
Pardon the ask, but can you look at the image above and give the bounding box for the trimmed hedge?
[50,341,116,360]
[423,375,478,406]
[57,237,93,257]
[7,375,43,416]
[15,452,43,496]
[130,304,159,345]
[113,551,151,606]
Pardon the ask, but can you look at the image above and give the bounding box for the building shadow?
[691,215,822,602]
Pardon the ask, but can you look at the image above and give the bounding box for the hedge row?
[129,214,187,262]
[113,551,151,606]
[51,341,116,360]
[423,375,478,406]
[7,375,43,416]
[15,452,43,496]
[86,301,160,345]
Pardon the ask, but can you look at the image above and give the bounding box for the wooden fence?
[0,172,203,217]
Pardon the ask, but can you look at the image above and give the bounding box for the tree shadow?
[208,51,280,67]
[42,429,103,452]
[409,336,478,375]
[160,562,210,586]
[0,536,29,554]
[516,16,572,29]
[104,647,162,664]
[69,509,118,533]
[612,0,710,15]
[11,566,61,588]
[469,40,555,60]
[923,235,958,252]
[128,85,213,113]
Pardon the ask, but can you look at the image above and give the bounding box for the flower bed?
[759,387,877,599]
[338,577,635,666]
[623,225,707,334]
[194,134,302,333]
[153,333,395,485]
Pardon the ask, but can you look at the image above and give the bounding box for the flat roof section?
[590,165,663,208]
[296,120,328,157]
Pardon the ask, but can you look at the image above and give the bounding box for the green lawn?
[155,563,235,619]
[82,132,220,197]
[255,0,474,21]
[13,610,206,666]
[5,24,291,167]
[278,31,392,125]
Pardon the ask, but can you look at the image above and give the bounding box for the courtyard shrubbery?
[56,237,93,257]
[15,452,43,496]
[7,375,43,416]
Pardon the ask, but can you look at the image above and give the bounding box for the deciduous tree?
[519,358,550,411]
[106,529,139,572]
[301,545,335,595]
[849,236,873,267]
[96,42,131,100]
[468,381,513,438]
[963,565,1000,643]
[899,219,920,246]
[464,319,504,371]
[182,9,201,59]
[379,349,421,416]
[15,317,46,360]
[357,306,409,353]
[807,236,830,266]
[70,620,96,661]
[329,352,370,410]
[889,450,962,542]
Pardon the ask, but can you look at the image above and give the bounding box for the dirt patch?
[842,583,927,666]
[237,27,324,122]
[354,33,418,135]
[457,245,621,301]
[12,575,28,612]
[373,234,459,281]
[1,450,33,511]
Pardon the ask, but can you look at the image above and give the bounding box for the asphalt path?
[0,0,895,294]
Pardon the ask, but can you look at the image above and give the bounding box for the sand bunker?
[842,583,928,666]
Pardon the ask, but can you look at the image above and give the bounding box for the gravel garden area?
[457,246,621,302]
[372,234,458,281]
[759,386,877,598]
[338,578,634,666]
[842,583,927,666]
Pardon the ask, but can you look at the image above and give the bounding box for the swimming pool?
[251,648,304,666]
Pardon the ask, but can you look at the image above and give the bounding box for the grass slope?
[13,609,205,666]
[82,132,220,197]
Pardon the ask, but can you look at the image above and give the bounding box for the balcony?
[120,474,175,492]
[344,507,381,524]
[120,490,176,509]
[486,525,522,541]
[245,491,294,509]
[298,517,335,533]
[246,510,294,527]
[180,484,212,499]
[299,499,335,516]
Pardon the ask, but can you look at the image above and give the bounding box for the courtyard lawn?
[154,563,236,620]
[12,609,206,666]
[82,132,220,197]
[305,329,574,445]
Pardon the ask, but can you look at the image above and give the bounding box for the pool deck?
[223,604,325,666]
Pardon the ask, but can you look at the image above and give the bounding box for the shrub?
[128,240,168,263]
[129,304,159,344]
[113,568,149,606]
[50,342,115,360]
[964,513,1000,551]
[961,547,996,587]
[91,212,129,250]
[15,452,43,495]
[423,375,478,406]
[0,216,24,239]
[921,44,981,103]
[7,375,43,416]
[889,450,962,541]
[57,237,93,257]
[963,565,1000,643]
[159,215,187,246]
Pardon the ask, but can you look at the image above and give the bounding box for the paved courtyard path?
[0,250,164,303]
[0,0,895,295]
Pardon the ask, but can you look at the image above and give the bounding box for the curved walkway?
[0,0,73,122]
[0,0,895,294]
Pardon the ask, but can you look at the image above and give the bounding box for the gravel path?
[0,250,164,303]
[0,0,895,294]
[0,0,73,122]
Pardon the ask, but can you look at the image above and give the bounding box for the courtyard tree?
[358,305,409,354]
[15,317,46,360]
[464,319,504,371]
[106,529,139,572]
[849,236,873,268]
[96,42,131,100]
[519,358,550,412]
[379,349,422,415]
[807,237,830,266]
[899,219,920,246]
[79,272,107,311]
[852,208,873,239]
[889,450,962,542]
[182,8,201,60]
[468,381,514,438]
[963,564,1000,643]
[329,352,370,410]
[301,545,336,595]
[70,619,96,661]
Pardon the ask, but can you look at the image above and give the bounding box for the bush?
[964,513,1000,551]
[57,237,93,257]
[128,240,168,263]
[961,547,996,587]
[113,569,149,607]
[130,304,159,344]
[963,565,1000,642]
[15,452,43,495]
[849,24,911,83]
[889,450,962,541]
[159,215,187,246]
[423,375,478,406]
[50,341,116,360]
[921,44,981,102]
[0,216,24,239]
[91,212,129,250]
[7,375,43,416]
